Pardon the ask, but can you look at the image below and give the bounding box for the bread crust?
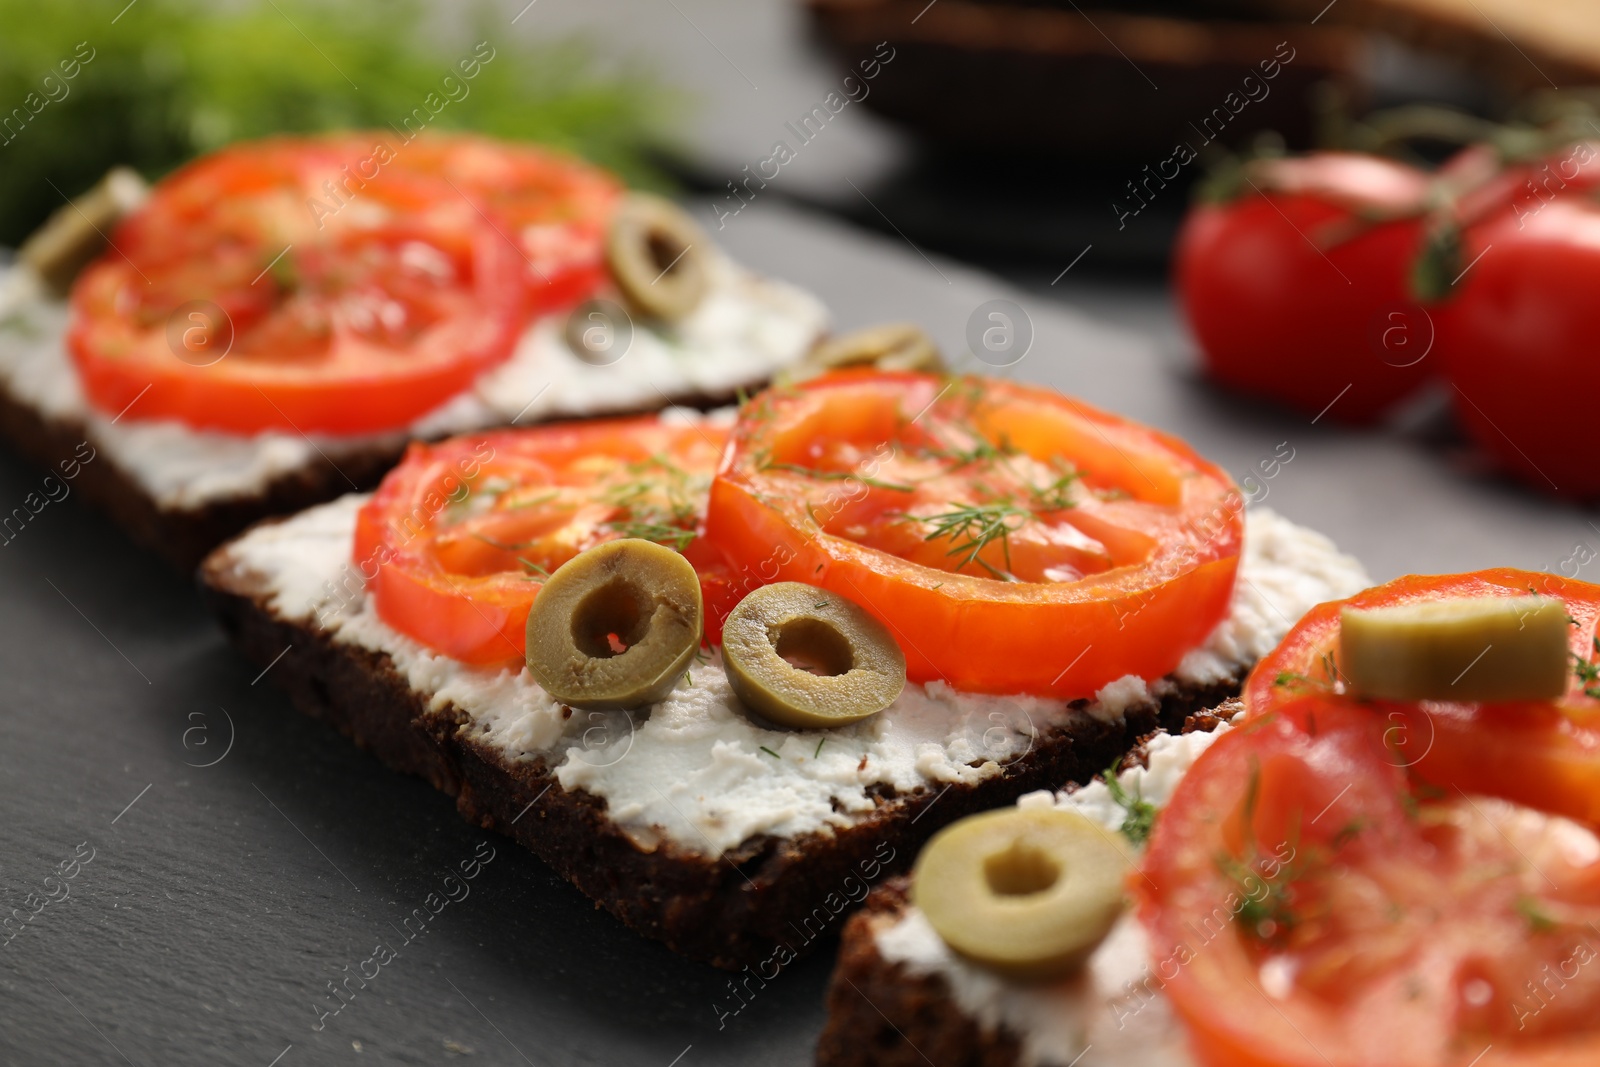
[200,527,1242,969]
[814,710,1235,1065]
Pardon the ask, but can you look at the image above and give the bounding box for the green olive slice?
[525,539,703,710]
[720,582,905,729]
[605,193,710,321]
[20,167,149,295]
[912,807,1128,981]
[1339,594,1571,702]
[781,323,945,385]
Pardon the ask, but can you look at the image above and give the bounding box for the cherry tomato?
[1176,153,1436,424]
[353,417,728,664]
[1142,695,1600,1067]
[704,371,1243,698]
[1432,197,1600,498]
[1442,140,1600,232]
[1245,569,1600,827]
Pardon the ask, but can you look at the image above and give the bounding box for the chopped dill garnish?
[1273,652,1341,693]
[761,461,914,493]
[1515,895,1559,933]
[1221,852,1303,945]
[913,501,1030,578]
[1101,763,1158,846]
[1573,650,1600,699]
[814,737,826,759]
[1330,817,1367,849]
[1028,469,1082,511]
[606,519,696,551]
[759,746,781,759]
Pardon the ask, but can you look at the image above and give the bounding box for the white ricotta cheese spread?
[217,494,1367,858]
[0,253,827,510]
[874,727,1229,1067]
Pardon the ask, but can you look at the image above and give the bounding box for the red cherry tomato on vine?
[1176,153,1437,425]
[1434,195,1600,498]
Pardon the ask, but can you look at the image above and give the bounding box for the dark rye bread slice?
[199,532,1244,970]
[0,384,748,573]
[813,708,1237,1066]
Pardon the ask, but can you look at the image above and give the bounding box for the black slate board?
[4,194,1600,1067]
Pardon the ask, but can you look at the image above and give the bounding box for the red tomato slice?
[392,135,620,312]
[1142,696,1600,1067]
[704,372,1243,698]
[1175,153,1435,425]
[353,417,729,665]
[68,133,616,435]
[1244,569,1600,826]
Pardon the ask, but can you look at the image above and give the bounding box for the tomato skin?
[1432,198,1600,498]
[1143,695,1600,1067]
[354,417,727,665]
[1442,140,1600,232]
[1245,568,1600,827]
[1176,153,1435,425]
[706,372,1244,698]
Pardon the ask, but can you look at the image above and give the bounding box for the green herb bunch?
[0,0,675,245]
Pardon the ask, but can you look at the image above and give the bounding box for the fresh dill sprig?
[1220,852,1303,945]
[759,746,781,759]
[915,501,1029,578]
[1101,763,1158,846]
[1515,895,1559,934]
[1573,649,1600,699]
[1272,652,1342,693]
[471,533,539,552]
[761,461,914,493]
[606,519,696,551]
[1028,470,1082,511]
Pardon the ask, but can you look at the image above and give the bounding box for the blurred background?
[8,0,1600,563]
[3,0,1592,262]
[7,6,1600,1065]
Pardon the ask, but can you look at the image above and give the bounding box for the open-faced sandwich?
[199,370,1367,968]
[819,568,1600,1066]
[0,133,827,566]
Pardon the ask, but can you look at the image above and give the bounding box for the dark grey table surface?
[5,3,1598,1066]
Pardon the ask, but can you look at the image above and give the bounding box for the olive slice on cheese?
[721,582,905,729]
[1338,595,1570,702]
[913,807,1128,981]
[525,539,702,710]
[605,193,709,321]
[19,167,149,295]
[781,323,945,384]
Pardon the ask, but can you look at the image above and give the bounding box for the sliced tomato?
[393,134,619,312]
[353,417,728,665]
[1142,695,1600,1067]
[704,371,1244,697]
[1244,569,1600,826]
[68,133,616,435]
